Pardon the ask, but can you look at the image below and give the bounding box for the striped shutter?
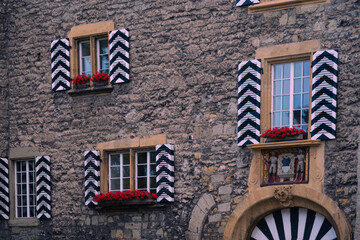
[84,150,100,206]
[156,144,174,203]
[236,0,260,7]
[237,60,261,146]
[109,29,130,84]
[0,158,9,220]
[36,156,51,219]
[250,207,337,240]
[51,39,71,91]
[311,50,338,140]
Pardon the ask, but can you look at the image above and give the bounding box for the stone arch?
[223,185,352,240]
[185,193,216,240]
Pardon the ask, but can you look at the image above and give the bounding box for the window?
[96,38,109,74]
[272,60,310,132]
[14,160,36,218]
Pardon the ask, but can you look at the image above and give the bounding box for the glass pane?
[81,41,90,56]
[110,167,120,178]
[99,39,108,54]
[282,80,290,94]
[123,166,130,178]
[137,178,147,189]
[22,184,27,194]
[274,81,281,95]
[302,94,309,108]
[123,153,130,165]
[302,125,308,132]
[273,112,281,127]
[123,178,130,190]
[23,207,27,217]
[293,110,301,125]
[282,96,289,110]
[274,65,281,80]
[283,63,290,79]
[30,195,35,205]
[29,161,34,171]
[29,172,34,182]
[294,62,302,77]
[17,207,22,217]
[273,96,281,111]
[110,155,120,166]
[293,94,301,109]
[294,78,301,93]
[150,189,156,194]
[21,161,26,171]
[100,55,109,70]
[110,179,120,191]
[150,177,156,189]
[137,165,147,177]
[22,196,27,205]
[17,173,21,184]
[17,184,21,195]
[150,152,156,163]
[82,57,91,75]
[302,109,309,124]
[282,111,289,126]
[303,77,309,92]
[150,164,156,176]
[30,184,34,194]
[21,173,26,182]
[17,196,22,206]
[303,61,310,76]
[137,152,147,164]
[30,207,35,217]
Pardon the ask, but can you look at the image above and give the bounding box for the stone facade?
[0,0,359,239]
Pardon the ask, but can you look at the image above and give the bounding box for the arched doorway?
[250,207,337,240]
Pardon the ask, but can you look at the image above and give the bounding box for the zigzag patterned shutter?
[36,156,51,219]
[84,150,100,206]
[156,144,174,203]
[51,38,71,91]
[311,50,338,140]
[237,60,261,146]
[109,29,130,84]
[0,158,9,220]
[236,0,260,7]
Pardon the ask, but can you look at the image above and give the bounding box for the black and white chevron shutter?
[36,156,51,219]
[84,150,100,206]
[0,158,9,220]
[51,38,71,91]
[236,0,260,7]
[156,144,174,203]
[311,50,338,140]
[237,60,261,146]
[109,29,130,84]
[251,207,337,240]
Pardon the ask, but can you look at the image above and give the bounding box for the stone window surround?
[248,0,330,14]
[97,134,167,194]
[8,147,40,227]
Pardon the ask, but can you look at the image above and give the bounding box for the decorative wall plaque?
[261,147,308,186]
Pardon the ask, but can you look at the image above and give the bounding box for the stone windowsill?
[94,200,167,212]
[8,218,40,227]
[68,85,114,97]
[248,0,329,14]
[247,139,322,150]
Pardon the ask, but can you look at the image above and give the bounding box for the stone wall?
[0,0,359,239]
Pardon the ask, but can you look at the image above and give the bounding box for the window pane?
[123,178,130,190]
[30,207,35,218]
[274,65,281,80]
[17,173,21,184]
[294,62,302,77]
[22,184,27,194]
[100,55,109,71]
[137,152,147,164]
[123,166,130,178]
[282,96,289,110]
[293,110,301,125]
[283,63,290,79]
[302,125,308,133]
[123,153,130,165]
[21,161,26,171]
[303,77,309,92]
[302,109,309,124]
[150,177,156,189]
[82,57,91,75]
[29,195,35,205]
[150,164,156,176]
[22,196,27,205]
[81,41,90,56]
[150,152,156,163]
[30,184,34,194]
[137,178,147,189]
[29,172,34,183]
[302,94,309,108]
[29,161,34,171]
[111,167,120,178]
[282,80,290,94]
[17,196,22,206]
[110,155,120,166]
[17,184,21,195]
[274,81,281,95]
[293,94,301,109]
[99,39,108,54]
[23,207,27,217]
[137,165,147,177]
[282,111,289,126]
[294,78,301,93]
[110,179,120,191]
[21,173,26,183]
[303,61,310,76]
[273,112,281,127]
[273,96,281,111]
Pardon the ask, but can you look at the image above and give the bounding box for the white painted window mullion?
[26,161,30,218]
[289,62,294,127]
[120,154,123,191]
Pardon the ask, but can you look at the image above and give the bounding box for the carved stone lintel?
[274,186,293,207]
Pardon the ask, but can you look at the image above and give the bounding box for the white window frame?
[108,153,130,192]
[96,38,109,74]
[271,60,311,131]
[135,151,156,193]
[78,40,91,76]
[14,160,36,219]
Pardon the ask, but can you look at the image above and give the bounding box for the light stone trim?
[248,0,330,14]
[186,193,216,240]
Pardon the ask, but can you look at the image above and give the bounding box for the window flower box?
[261,127,306,143]
[72,74,91,89]
[92,72,109,87]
